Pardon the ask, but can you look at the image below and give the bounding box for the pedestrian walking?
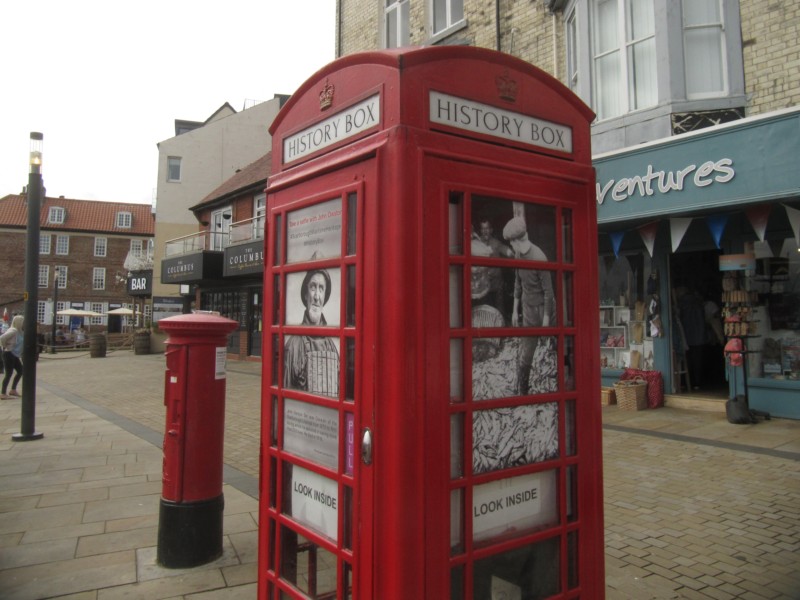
[1,315,24,398]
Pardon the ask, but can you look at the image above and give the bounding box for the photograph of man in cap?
[503,216,555,394]
[284,268,340,394]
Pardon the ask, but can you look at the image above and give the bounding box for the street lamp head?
[29,132,43,174]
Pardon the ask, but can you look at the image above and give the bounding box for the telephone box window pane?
[472,470,559,546]
[283,399,339,470]
[279,528,338,597]
[343,486,354,550]
[284,336,340,397]
[567,464,578,522]
[282,463,339,542]
[270,457,278,508]
[473,403,559,475]
[343,561,353,599]
[473,336,558,400]
[450,488,464,555]
[568,530,579,589]
[565,336,575,391]
[286,198,343,263]
[471,196,557,268]
[285,268,341,327]
[472,267,554,328]
[451,564,464,599]
[565,399,576,456]
[563,271,574,328]
[271,336,280,387]
[271,396,278,447]
[346,264,356,327]
[562,208,574,263]
[346,192,357,256]
[345,412,355,475]
[450,266,463,328]
[268,518,276,571]
[450,413,463,479]
[345,339,356,402]
[449,191,464,255]
[450,339,464,402]
[272,275,281,325]
[273,214,282,266]
[473,535,560,599]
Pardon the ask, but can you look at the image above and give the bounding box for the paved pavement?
[0,349,798,599]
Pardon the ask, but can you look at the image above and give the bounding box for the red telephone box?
[260,47,603,599]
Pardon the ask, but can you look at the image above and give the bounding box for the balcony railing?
[164,230,231,256]
[228,215,265,245]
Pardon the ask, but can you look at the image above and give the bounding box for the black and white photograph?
[472,403,560,475]
[472,336,559,400]
[284,334,340,397]
[286,268,342,327]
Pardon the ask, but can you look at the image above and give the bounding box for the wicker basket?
[614,377,647,410]
[600,387,616,406]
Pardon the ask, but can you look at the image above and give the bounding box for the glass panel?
[472,267,554,329]
[565,336,575,391]
[268,518,276,571]
[450,413,463,479]
[629,37,657,109]
[568,530,579,589]
[567,465,578,522]
[273,213,282,266]
[449,191,464,255]
[346,265,356,327]
[683,0,719,25]
[272,335,280,387]
[450,266,463,328]
[284,399,339,469]
[450,488,464,555]
[685,29,724,95]
[565,399,576,456]
[282,463,339,541]
[279,528,338,598]
[562,208,573,263]
[286,198,343,263]
[272,275,281,325]
[284,335,340,397]
[473,470,559,545]
[473,336,558,400]
[473,403,559,474]
[473,536,561,598]
[450,339,464,402]
[271,396,278,446]
[343,561,353,600]
[451,564,464,599]
[471,197,557,265]
[285,268,341,327]
[594,0,619,54]
[563,272,574,328]
[345,339,356,402]
[596,51,622,120]
[343,486,354,550]
[270,457,277,508]
[346,192,358,256]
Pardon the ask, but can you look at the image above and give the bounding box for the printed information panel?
[284,399,339,470]
[290,465,339,541]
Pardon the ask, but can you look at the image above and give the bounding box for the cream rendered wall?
[152,97,283,300]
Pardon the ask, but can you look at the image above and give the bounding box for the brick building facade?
[0,194,154,335]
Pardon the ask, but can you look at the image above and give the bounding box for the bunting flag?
[609,231,625,258]
[705,214,728,249]
[669,217,692,253]
[745,205,771,242]
[785,204,800,246]
[637,222,659,258]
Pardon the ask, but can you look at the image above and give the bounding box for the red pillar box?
[260,46,603,599]
[157,312,238,568]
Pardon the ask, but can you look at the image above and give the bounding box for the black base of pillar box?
[157,494,224,568]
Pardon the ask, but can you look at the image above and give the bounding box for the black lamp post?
[51,267,60,354]
[14,132,45,442]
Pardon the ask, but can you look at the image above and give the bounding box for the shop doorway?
[669,250,727,396]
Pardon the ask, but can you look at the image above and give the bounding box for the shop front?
[595,108,800,418]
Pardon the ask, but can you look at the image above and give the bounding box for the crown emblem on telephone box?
[495,71,518,102]
[319,79,335,111]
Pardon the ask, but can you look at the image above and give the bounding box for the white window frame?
[37,301,47,325]
[56,266,68,289]
[384,0,410,48]
[116,211,132,228]
[130,239,144,258]
[94,237,107,257]
[566,9,579,93]
[92,267,106,290]
[55,300,68,325]
[48,206,65,224]
[431,0,464,36]
[591,0,657,121]
[210,207,233,251]
[682,0,727,99]
[90,303,106,326]
[167,157,182,182]
[254,193,266,240]
[40,233,51,255]
[55,234,70,256]
[38,265,50,288]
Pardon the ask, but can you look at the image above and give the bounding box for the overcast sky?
[1,1,336,205]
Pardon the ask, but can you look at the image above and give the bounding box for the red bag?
[620,368,663,409]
